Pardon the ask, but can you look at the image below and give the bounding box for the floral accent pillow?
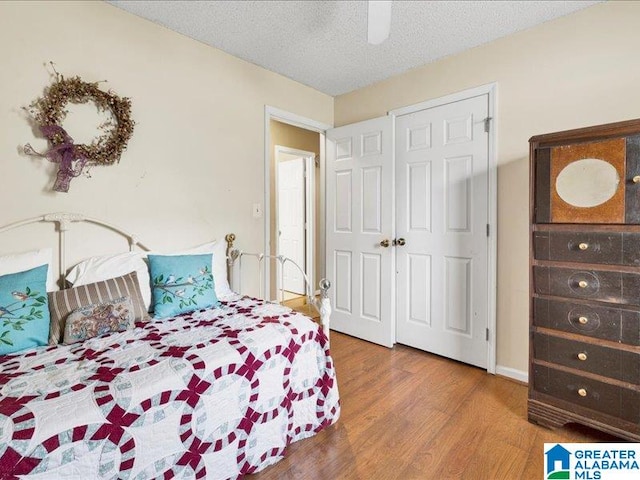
[63,296,134,345]
[0,264,50,355]
[48,270,149,345]
[148,253,219,318]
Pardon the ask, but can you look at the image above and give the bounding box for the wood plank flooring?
[282,294,318,318]
[251,332,617,480]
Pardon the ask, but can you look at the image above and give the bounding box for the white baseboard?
[495,365,528,384]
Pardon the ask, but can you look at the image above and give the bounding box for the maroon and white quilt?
[0,296,340,479]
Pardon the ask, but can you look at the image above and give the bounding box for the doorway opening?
[275,146,316,303]
[265,109,331,316]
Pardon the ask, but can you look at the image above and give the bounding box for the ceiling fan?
[367,0,392,45]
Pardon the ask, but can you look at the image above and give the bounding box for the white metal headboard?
[0,213,332,338]
[0,212,151,288]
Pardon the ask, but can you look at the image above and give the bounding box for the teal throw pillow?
[148,253,219,318]
[0,264,50,355]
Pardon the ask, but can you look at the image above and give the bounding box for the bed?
[0,213,340,479]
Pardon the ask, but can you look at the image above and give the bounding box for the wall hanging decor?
[24,64,134,192]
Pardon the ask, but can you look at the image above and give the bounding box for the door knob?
[380,239,390,248]
[395,238,406,246]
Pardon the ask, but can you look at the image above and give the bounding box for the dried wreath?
[24,66,134,192]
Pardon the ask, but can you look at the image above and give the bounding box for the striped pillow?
[47,271,149,345]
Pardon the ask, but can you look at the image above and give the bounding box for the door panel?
[335,170,353,232]
[334,250,352,313]
[445,256,471,334]
[361,252,381,321]
[362,167,382,233]
[445,155,472,232]
[408,253,431,325]
[395,94,489,368]
[408,162,431,231]
[326,116,394,347]
[277,158,305,294]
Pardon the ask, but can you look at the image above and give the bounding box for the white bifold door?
[326,117,394,347]
[395,94,489,369]
[326,94,491,369]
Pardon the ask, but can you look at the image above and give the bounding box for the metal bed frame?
[0,213,331,338]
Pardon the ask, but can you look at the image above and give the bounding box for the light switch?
[252,203,263,218]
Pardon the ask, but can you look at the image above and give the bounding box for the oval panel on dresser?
[555,158,620,208]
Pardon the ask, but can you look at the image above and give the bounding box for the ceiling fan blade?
[367,0,392,45]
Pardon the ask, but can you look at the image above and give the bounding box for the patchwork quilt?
[0,296,340,479]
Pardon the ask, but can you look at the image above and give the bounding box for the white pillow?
[66,252,150,308]
[0,248,55,291]
[212,240,234,298]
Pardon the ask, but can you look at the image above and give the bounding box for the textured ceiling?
[108,0,601,96]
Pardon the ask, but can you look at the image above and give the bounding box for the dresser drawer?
[534,231,640,266]
[534,266,640,305]
[533,364,640,423]
[533,333,640,384]
[534,298,640,345]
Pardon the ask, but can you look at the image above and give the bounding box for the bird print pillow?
[63,296,135,345]
[0,264,50,355]
[148,253,219,318]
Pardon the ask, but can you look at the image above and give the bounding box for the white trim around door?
[264,106,332,299]
[390,82,498,374]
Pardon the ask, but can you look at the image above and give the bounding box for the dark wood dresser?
[529,119,640,441]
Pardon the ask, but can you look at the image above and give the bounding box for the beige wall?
[4,0,637,375]
[0,1,332,295]
[335,1,640,374]
[269,120,321,296]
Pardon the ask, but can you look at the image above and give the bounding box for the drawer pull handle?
[578,316,589,324]
[634,175,640,184]
[578,388,588,397]
[578,280,588,288]
[578,242,589,250]
[577,352,588,361]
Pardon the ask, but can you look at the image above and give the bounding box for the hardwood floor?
[282,294,318,318]
[251,332,618,480]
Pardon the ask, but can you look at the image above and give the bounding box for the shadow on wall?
[495,154,530,371]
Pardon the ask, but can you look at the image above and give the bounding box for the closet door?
[395,94,490,368]
[326,116,394,347]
